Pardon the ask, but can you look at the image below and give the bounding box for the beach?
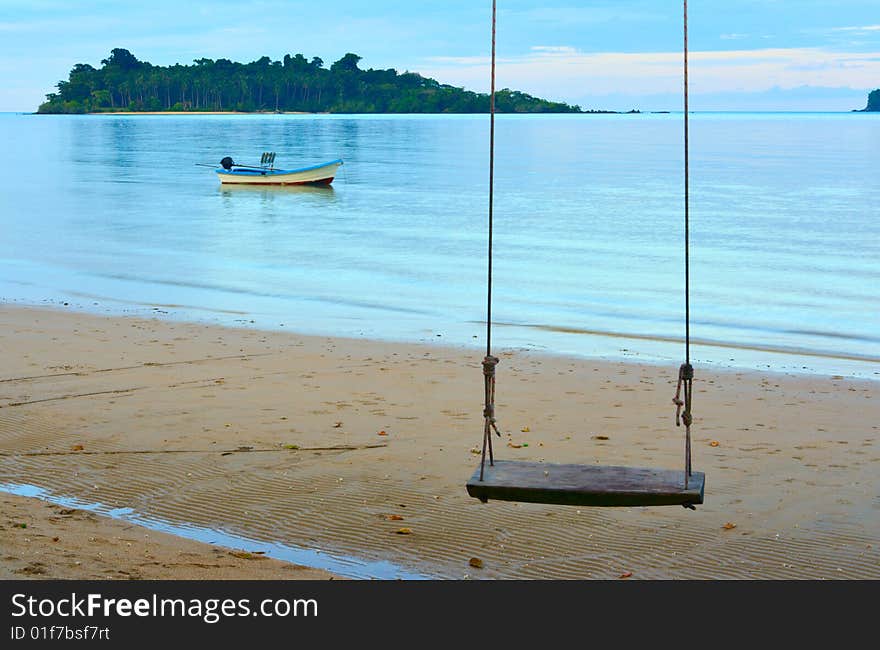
[1,304,877,579]
[80,111,317,115]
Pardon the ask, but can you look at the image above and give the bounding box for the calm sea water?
[0,112,878,378]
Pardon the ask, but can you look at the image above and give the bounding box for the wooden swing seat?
[467,460,705,507]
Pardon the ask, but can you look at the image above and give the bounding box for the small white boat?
[215,154,343,185]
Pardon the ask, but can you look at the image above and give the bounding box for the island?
[859,89,879,112]
[38,48,594,115]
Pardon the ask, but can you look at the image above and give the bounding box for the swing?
[466,0,705,509]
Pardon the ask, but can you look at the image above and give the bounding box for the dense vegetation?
[863,89,879,112]
[37,48,582,114]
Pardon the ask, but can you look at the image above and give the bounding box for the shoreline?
[20,110,873,116]
[5,295,878,383]
[87,111,317,116]
[1,304,878,579]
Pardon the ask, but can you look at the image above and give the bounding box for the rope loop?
[673,362,694,427]
[479,354,501,480]
[482,355,501,431]
[673,361,695,484]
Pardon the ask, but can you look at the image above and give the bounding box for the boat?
[215,153,343,186]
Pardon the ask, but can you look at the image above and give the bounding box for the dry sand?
[1,305,877,579]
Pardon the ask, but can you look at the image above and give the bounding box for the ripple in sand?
[0,482,427,580]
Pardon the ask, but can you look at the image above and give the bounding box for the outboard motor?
[220,156,235,170]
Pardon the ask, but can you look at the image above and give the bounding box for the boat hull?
[216,159,342,185]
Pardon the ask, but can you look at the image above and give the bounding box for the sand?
[83,111,316,116]
[0,491,336,580]
[1,304,878,579]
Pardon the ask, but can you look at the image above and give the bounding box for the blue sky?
[1,0,878,111]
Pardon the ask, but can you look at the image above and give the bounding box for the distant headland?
[856,89,879,112]
[37,48,617,115]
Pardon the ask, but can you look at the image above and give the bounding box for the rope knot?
[673,362,695,427]
[679,362,694,380]
[482,354,501,437]
[673,362,696,482]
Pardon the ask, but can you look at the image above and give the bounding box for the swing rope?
[480,0,500,481]
[673,0,695,489]
[479,0,696,489]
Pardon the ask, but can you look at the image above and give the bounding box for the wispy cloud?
[832,24,880,33]
[418,46,880,106]
[530,46,579,55]
[509,6,662,26]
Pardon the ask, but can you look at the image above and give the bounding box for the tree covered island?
[860,89,879,112]
[38,48,589,114]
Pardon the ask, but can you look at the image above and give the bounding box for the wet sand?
[1,305,878,579]
[0,491,336,580]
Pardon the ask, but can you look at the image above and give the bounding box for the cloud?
[417,46,880,105]
[509,6,662,27]
[531,46,580,55]
[832,25,880,33]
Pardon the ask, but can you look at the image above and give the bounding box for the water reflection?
[218,183,337,213]
[219,183,336,197]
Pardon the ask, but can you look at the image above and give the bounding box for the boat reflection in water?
[218,182,337,210]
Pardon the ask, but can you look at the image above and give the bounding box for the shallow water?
[0,112,878,377]
[0,483,428,579]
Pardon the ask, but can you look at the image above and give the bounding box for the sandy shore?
[1,305,877,579]
[83,111,315,116]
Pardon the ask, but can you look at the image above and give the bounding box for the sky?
[1,0,878,112]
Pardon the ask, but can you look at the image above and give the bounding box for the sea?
[0,112,877,378]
